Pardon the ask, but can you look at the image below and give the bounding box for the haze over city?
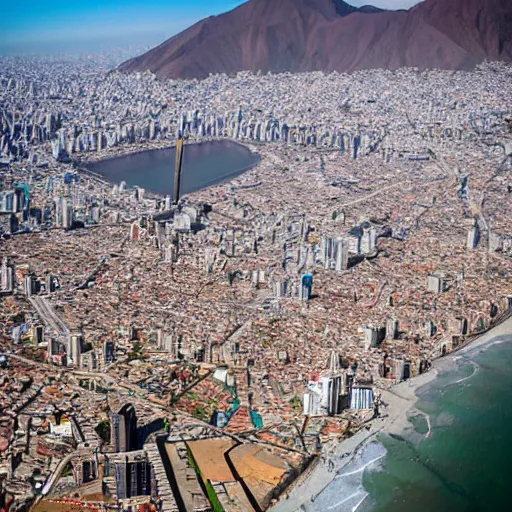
[2,0,422,54]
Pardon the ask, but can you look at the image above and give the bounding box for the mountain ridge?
[119,0,512,79]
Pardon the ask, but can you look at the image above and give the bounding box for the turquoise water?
[313,336,512,512]
[362,336,512,512]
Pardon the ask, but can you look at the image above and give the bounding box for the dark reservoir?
[86,140,260,196]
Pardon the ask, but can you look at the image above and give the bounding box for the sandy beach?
[270,314,512,512]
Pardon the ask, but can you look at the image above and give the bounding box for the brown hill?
[119,0,512,79]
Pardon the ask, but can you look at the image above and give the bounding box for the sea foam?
[313,441,386,512]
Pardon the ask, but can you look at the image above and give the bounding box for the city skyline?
[2,0,423,55]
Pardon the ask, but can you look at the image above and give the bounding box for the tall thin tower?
[173,136,184,204]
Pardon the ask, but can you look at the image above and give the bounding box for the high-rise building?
[364,326,386,349]
[103,341,115,365]
[304,370,349,416]
[173,212,191,232]
[319,236,333,269]
[134,187,145,202]
[427,274,447,293]
[116,460,153,499]
[14,183,30,212]
[54,196,73,229]
[489,232,503,252]
[0,191,16,213]
[348,234,361,255]
[34,325,44,345]
[335,237,349,271]
[273,280,282,298]
[173,137,184,204]
[299,273,313,301]
[90,206,100,223]
[350,387,374,410]
[361,226,377,254]
[82,460,97,484]
[24,275,35,296]
[386,318,399,340]
[467,225,480,250]
[328,375,345,415]
[0,257,13,294]
[303,379,327,416]
[130,221,140,241]
[111,404,138,453]
[62,197,73,229]
[69,332,83,367]
[115,461,127,499]
[46,275,58,293]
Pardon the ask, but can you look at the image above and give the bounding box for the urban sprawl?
[0,53,511,512]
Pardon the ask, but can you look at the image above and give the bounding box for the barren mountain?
[119,0,512,79]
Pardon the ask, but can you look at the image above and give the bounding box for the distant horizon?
[1,0,422,56]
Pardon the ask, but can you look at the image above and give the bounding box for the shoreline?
[75,138,262,198]
[271,314,512,512]
[75,136,259,166]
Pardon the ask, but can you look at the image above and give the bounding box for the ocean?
[86,140,260,196]
[313,335,512,512]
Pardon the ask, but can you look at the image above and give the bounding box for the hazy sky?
[2,0,422,55]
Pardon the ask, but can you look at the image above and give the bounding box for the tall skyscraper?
[0,191,16,213]
[467,224,480,249]
[46,275,58,293]
[24,275,35,296]
[34,326,44,345]
[299,273,313,301]
[321,236,333,269]
[0,257,13,293]
[328,375,345,415]
[111,404,138,453]
[103,341,115,365]
[69,332,83,367]
[115,460,153,499]
[173,136,184,204]
[361,226,377,253]
[54,196,73,229]
[130,221,140,241]
[386,318,399,340]
[335,237,349,271]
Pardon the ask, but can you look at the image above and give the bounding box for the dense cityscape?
[0,52,511,512]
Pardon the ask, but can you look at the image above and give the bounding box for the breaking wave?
[451,361,479,385]
[313,441,386,512]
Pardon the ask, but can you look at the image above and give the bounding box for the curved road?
[40,450,81,495]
